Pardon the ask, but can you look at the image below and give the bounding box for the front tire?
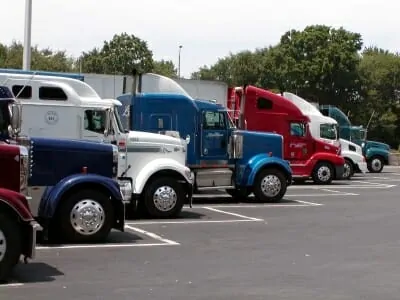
[343,159,354,180]
[56,189,114,243]
[144,177,185,218]
[367,156,384,173]
[0,213,22,281]
[253,168,287,203]
[312,162,334,184]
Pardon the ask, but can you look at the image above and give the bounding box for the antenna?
[366,110,375,130]
[6,71,38,100]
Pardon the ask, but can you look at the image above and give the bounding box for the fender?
[0,188,34,222]
[341,150,364,165]
[239,154,292,186]
[133,158,193,194]
[38,173,123,219]
[365,147,389,162]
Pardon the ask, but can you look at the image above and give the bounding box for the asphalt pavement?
[2,168,400,300]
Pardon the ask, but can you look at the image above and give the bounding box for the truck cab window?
[12,85,32,99]
[320,123,337,140]
[290,122,306,137]
[203,111,226,130]
[84,110,111,134]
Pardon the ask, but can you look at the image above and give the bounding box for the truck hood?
[126,130,186,148]
[339,138,363,156]
[364,140,390,151]
[238,130,284,160]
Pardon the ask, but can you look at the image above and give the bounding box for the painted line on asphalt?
[125,225,180,245]
[291,199,324,206]
[0,283,24,288]
[319,188,359,196]
[194,192,358,198]
[125,219,263,225]
[202,206,263,221]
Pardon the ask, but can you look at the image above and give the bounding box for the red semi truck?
[227,86,345,184]
[0,142,42,281]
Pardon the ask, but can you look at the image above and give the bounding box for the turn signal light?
[82,166,88,174]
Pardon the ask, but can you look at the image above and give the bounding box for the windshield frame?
[113,107,125,133]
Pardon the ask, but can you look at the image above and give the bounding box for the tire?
[253,168,287,203]
[312,162,334,184]
[56,189,114,243]
[343,159,354,180]
[367,156,384,173]
[226,188,251,200]
[143,177,185,218]
[0,212,22,282]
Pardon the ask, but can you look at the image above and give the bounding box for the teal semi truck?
[319,105,395,173]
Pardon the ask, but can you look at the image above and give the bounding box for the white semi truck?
[0,72,193,218]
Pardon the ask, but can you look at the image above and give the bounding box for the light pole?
[178,45,183,78]
[23,0,32,70]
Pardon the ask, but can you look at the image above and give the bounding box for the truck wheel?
[144,177,185,218]
[226,188,251,200]
[367,156,384,173]
[343,159,354,180]
[253,168,287,203]
[0,213,22,281]
[57,189,114,243]
[312,162,334,184]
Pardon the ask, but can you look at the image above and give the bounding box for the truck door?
[200,110,229,159]
[286,121,311,162]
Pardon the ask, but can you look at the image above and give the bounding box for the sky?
[2,0,399,78]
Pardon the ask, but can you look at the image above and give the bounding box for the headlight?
[19,145,29,195]
[117,178,132,203]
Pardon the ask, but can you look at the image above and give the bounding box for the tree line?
[0,26,399,148]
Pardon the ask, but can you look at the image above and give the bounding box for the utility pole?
[178,45,183,78]
[22,0,33,70]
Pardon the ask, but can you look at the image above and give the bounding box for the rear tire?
[253,168,287,203]
[312,162,334,184]
[144,177,185,218]
[56,189,114,243]
[0,212,22,281]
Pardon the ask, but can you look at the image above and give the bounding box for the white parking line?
[194,192,358,198]
[0,283,24,288]
[36,225,180,250]
[125,219,263,225]
[124,225,180,245]
[202,206,263,221]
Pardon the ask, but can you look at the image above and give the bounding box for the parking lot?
[2,169,400,300]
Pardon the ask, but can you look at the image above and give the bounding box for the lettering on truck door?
[287,121,310,163]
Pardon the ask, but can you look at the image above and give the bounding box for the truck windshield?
[350,128,361,141]
[113,108,125,133]
[360,129,367,140]
[0,102,11,136]
[320,123,338,140]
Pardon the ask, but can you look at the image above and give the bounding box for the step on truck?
[0,143,42,281]
[226,86,345,185]
[280,92,368,179]
[319,105,396,173]
[0,70,193,218]
[0,85,126,243]
[117,73,293,202]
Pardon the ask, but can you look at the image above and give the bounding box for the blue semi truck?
[319,105,395,173]
[0,85,127,243]
[117,73,293,202]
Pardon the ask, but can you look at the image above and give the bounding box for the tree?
[270,25,363,105]
[152,60,177,78]
[80,32,154,75]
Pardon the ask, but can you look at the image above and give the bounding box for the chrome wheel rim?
[317,166,331,182]
[371,158,382,172]
[70,199,105,236]
[260,175,282,197]
[0,229,6,262]
[153,186,177,212]
[343,162,351,179]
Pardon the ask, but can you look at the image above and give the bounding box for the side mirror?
[185,134,191,144]
[104,109,111,137]
[11,103,22,135]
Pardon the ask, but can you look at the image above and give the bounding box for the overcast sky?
[2,0,399,78]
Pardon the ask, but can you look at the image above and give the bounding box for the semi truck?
[280,92,368,179]
[117,73,293,202]
[0,143,42,281]
[319,105,396,173]
[0,71,193,219]
[226,85,345,184]
[0,85,126,243]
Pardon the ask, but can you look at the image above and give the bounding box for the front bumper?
[356,161,368,174]
[26,220,43,259]
[334,164,345,180]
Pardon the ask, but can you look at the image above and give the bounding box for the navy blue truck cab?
[117,74,292,202]
[0,86,126,243]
